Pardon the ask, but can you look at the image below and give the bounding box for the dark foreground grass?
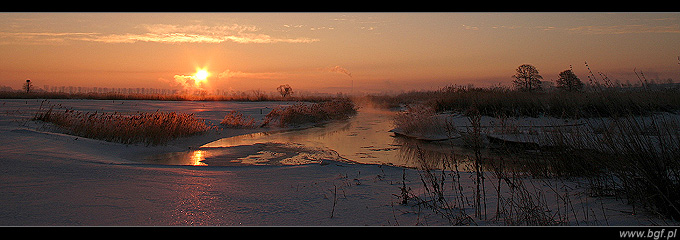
[382,84,680,223]
[543,113,680,221]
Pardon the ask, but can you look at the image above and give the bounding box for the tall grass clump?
[33,103,212,146]
[220,110,256,128]
[392,104,448,138]
[261,98,357,128]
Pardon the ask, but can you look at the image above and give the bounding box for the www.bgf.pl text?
[620,228,678,240]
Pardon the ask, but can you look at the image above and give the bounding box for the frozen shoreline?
[390,111,680,151]
[0,99,675,226]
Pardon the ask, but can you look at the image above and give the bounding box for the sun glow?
[194,69,210,82]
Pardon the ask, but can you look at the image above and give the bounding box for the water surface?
[145,107,473,168]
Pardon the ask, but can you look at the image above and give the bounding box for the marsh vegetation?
[32,100,213,146]
[372,71,680,224]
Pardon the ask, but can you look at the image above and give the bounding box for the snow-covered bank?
[0,99,675,226]
[390,110,680,151]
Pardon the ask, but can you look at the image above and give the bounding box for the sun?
[194,69,210,82]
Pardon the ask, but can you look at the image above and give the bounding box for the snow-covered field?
[0,99,674,226]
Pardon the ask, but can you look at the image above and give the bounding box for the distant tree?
[251,89,267,101]
[512,64,543,92]
[277,84,293,98]
[23,79,32,93]
[555,69,584,92]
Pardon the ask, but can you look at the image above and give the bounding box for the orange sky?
[1,12,679,94]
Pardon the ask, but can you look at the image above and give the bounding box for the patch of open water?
[142,107,473,168]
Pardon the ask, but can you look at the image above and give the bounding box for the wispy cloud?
[218,66,353,80]
[461,23,680,35]
[566,24,680,34]
[0,32,99,45]
[0,24,320,45]
[462,25,479,30]
[218,69,283,80]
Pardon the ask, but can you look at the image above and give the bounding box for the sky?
[1,12,679,95]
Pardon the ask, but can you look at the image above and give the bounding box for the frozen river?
[1,99,464,169]
[0,98,669,226]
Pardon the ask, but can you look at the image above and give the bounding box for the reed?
[261,98,357,128]
[391,81,680,223]
[33,102,212,145]
[220,110,256,129]
[392,104,447,137]
[370,83,680,119]
[542,112,680,220]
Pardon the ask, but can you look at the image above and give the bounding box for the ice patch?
[141,142,351,167]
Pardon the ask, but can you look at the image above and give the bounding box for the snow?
[391,111,680,151]
[0,99,675,226]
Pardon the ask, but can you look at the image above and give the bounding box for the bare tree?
[512,64,543,92]
[277,84,293,98]
[251,89,267,101]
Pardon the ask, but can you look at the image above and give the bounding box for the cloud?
[462,24,479,30]
[91,24,320,44]
[161,72,214,94]
[218,69,282,80]
[0,24,320,45]
[216,66,353,84]
[170,74,205,93]
[460,22,680,35]
[0,32,99,45]
[567,24,680,34]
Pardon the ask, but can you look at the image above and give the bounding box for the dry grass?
[220,110,257,129]
[542,113,680,220]
[390,82,680,223]
[392,105,448,137]
[33,102,212,145]
[369,84,680,119]
[261,98,357,128]
[29,98,357,145]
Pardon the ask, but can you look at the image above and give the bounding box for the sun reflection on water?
[191,150,207,166]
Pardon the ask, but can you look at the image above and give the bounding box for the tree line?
[512,64,583,92]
